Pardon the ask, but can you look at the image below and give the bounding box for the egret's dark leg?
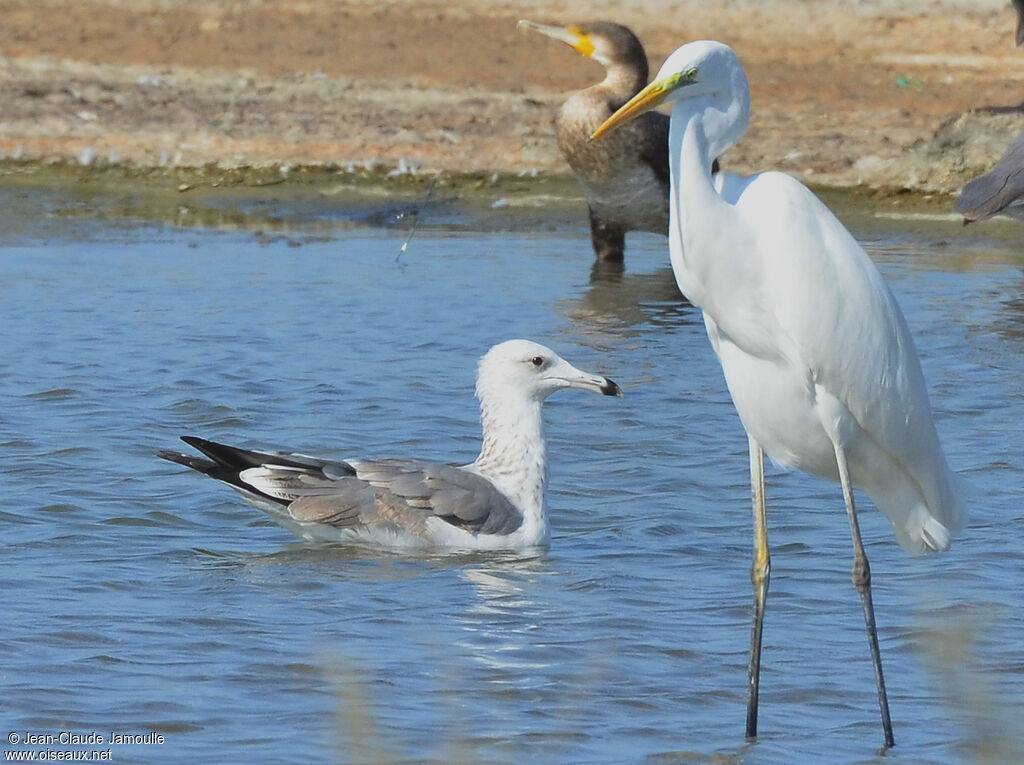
[746,436,770,741]
[833,441,895,749]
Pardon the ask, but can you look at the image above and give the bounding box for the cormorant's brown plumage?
[520,20,674,261]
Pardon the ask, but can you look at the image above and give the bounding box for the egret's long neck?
[472,394,548,533]
[670,105,722,218]
[667,93,747,307]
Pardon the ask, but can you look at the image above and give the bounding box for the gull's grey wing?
[955,131,1024,222]
[160,438,522,538]
[344,459,523,536]
[275,459,523,536]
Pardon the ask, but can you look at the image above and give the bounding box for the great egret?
[159,340,622,550]
[593,41,965,747]
[518,20,672,261]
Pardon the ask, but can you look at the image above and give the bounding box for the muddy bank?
[0,156,964,251]
[2,1,1024,194]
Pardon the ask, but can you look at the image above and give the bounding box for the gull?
[159,340,622,550]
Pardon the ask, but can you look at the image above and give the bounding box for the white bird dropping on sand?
[593,40,965,748]
[159,340,622,551]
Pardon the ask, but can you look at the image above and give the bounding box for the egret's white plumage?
[159,340,622,551]
[593,40,964,747]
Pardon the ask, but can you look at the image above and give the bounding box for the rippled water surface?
[2,185,1022,764]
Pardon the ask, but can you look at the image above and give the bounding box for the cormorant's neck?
[601,64,647,106]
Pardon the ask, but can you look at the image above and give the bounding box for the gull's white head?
[591,40,749,159]
[476,339,622,405]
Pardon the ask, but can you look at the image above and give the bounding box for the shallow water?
[2,185,1023,764]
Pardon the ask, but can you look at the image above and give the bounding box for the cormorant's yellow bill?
[517,20,595,58]
[590,68,697,141]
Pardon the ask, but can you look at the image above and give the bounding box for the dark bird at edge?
[953,0,1024,223]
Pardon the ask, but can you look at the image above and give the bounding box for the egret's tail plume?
[905,506,956,554]
[875,469,966,555]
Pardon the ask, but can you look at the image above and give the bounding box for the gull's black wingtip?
[157,448,216,473]
[181,435,212,450]
[157,449,187,464]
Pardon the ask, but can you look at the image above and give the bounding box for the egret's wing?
[732,173,929,439]
[954,132,1024,222]
[727,173,963,544]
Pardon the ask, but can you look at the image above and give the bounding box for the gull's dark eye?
[531,356,545,367]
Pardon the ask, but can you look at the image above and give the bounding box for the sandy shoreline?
[3,0,1024,194]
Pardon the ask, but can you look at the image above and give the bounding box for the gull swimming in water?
[159,340,622,550]
[518,20,674,261]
